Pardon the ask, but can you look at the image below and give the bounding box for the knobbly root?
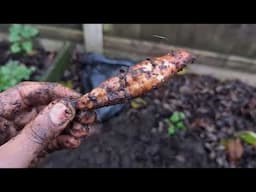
[77,50,194,110]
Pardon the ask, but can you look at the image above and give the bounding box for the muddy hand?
[0,82,98,152]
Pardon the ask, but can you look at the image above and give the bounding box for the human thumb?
[24,99,76,145]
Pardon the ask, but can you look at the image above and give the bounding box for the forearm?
[0,128,44,168]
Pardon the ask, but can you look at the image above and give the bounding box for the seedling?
[167,111,186,136]
[237,131,256,146]
[221,131,256,150]
[8,24,39,54]
[0,60,35,91]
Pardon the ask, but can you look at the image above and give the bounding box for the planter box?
[39,41,75,82]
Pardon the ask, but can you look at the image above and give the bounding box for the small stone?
[206,126,215,133]
[151,128,157,133]
[175,155,185,163]
[140,135,149,142]
[153,99,161,105]
[209,152,216,159]
[216,157,224,166]
[93,147,99,153]
[147,144,159,156]
[216,145,225,151]
[204,142,212,150]
[207,132,218,142]
[225,128,234,135]
[158,121,165,133]
[162,103,171,110]
[179,86,191,94]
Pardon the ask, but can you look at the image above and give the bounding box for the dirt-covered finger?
[0,117,17,145]
[76,110,97,125]
[15,82,81,107]
[68,122,89,138]
[46,135,81,152]
[14,108,38,129]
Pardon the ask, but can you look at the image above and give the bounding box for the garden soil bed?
[39,58,256,168]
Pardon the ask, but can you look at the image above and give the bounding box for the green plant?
[237,131,256,146]
[8,24,39,54]
[0,60,35,91]
[167,111,186,136]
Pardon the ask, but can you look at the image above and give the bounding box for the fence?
[1,24,256,58]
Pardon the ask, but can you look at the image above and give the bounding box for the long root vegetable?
[76,50,195,110]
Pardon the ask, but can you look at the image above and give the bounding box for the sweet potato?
[77,50,194,110]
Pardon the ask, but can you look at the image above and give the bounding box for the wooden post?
[83,24,103,54]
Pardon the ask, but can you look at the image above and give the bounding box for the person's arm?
[0,100,75,168]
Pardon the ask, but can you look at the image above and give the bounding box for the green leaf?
[168,125,176,136]
[22,25,39,38]
[176,121,186,130]
[170,112,181,123]
[10,43,21,53]
[9,24,23,34]
[0,60,34,91]
[8,32,21,42]
[179,112,186,120]
[238,131,256,145]
[22,41,33,53]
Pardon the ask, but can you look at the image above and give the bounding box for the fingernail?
[49,102,74,126]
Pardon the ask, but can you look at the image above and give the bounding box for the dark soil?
[0,41,56,80]
[39,66,256,168]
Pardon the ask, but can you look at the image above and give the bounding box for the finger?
[23,99,75,146]
[0,117,17,145]
[69,122,101,138]
[35,105,46,113]
[68,122,89,138]
[86,123,101,137]
[14,108,38,129]
[15,82,81,107]
[0,86,27,120]
[0,82,81,120]
[46,122,101,153]
[76,110,97,125]
[46,135,81,152]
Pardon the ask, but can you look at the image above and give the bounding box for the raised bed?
[37,39,256,168]
[1,31,256,168]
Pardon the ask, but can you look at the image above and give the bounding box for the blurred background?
[0,24,256,168]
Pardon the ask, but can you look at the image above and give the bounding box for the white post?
[83,24,103,54]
